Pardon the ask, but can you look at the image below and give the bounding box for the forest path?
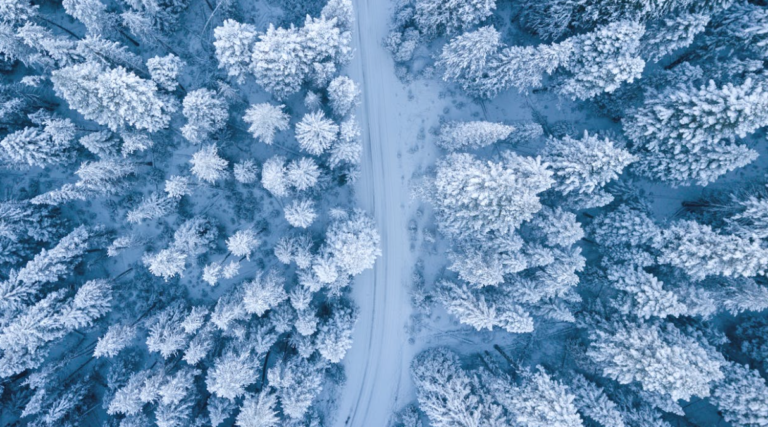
[333,0,417,425]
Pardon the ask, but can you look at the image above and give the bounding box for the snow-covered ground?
[333,0,444,424]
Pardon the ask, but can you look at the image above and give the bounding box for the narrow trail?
[333,0,417,425]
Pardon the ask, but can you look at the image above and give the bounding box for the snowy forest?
[2,0,768,426]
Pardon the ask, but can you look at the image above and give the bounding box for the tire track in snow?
[333,0,413,425]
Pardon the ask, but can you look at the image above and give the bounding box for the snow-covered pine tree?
[558,21,645,100]
[51,62,176,132]
[543,131,637,196]
[0,226,91,310]
[94,324,136,358]
[587,320,724,401]
[658,220,768,280]
[190,145,228,184]
[267,357,324,420]
[503,368,583,427]
[261,155,290,197]
[411,347,487,427]
[233,160,259,184]
[285,199,317,228]
[206,351,260,401]
[568,374,625,427]
[437,280,534,333]
[711,362,768,427]
[640,13,710,63]
[236,391,280,427]
[413,0,496,36]
[62,0,114,36]
[296,111,338,156]
[437,121,515,151]
[315,304,357,362]
[327,75,360,117]
[0,120,76,168]
[437,26,502,98]
[243,103,290,145]
[242,271,288,317]
[432,152,553,239]
[324,210,381,276]
[214,19,257,84]
[180,89,228,143]
[146,54,183,91]
[226,229,260,260]
[286,157,320,191]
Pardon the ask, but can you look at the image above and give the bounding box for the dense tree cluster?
[398,1,768,427]
[0,0,378,425]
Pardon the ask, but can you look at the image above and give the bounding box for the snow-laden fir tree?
[190,145,228,184]
[413,0,496,36]
[437,120,515,151]
[214,19,257,84]
[627,77,768,149]
[51,61,176,132]
[206,351,260,401]
[146,54,183,91]
[0,226,91,310]
[143,249,187,281]
[587,320,724,401]
[640,12,710,62]
[330,116,363,168]
[236,391,280,427]
[437,280,535,333]
[233,159,259,184]
[432,152,553,239]
[529,207,584,248]
[180,89,228,143]
[226,229,260,260]
[324,210,381,276]
[285,199,317,228]
[411,347,493,427]
[242,271,288,317]
[558,21,645,100]
[121,131,154,156]
[146,304,190,358]
[250,14,350,98]
[268,357,324,420]
[315,304,357,362]
[127,193,176,224]
[327,75,360,117]
[543,131,637,196]
[568,374,625,427]
[286,157,320,191]
[606,264,686,319]
[0,118,76,168]
[502,368,583,427]
[261,155,289,197]
[658,220,768,280]
[296,111,338,155]
[437,26,502,97]
[243,103,289,145]
[589,205,663,249]
[711,362,768,427]
[164,175,192,198]
[62,0,113,36]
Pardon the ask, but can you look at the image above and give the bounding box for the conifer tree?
[243,103,290,145]
[214,19,258,84]
[181,89,228,144]
[51,62,176,132]
[587,321,724,401]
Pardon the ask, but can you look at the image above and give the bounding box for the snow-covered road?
[333,0,417,425]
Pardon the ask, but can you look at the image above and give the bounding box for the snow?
[333,0,426,423]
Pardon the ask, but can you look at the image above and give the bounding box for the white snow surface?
[334,0,422,424]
